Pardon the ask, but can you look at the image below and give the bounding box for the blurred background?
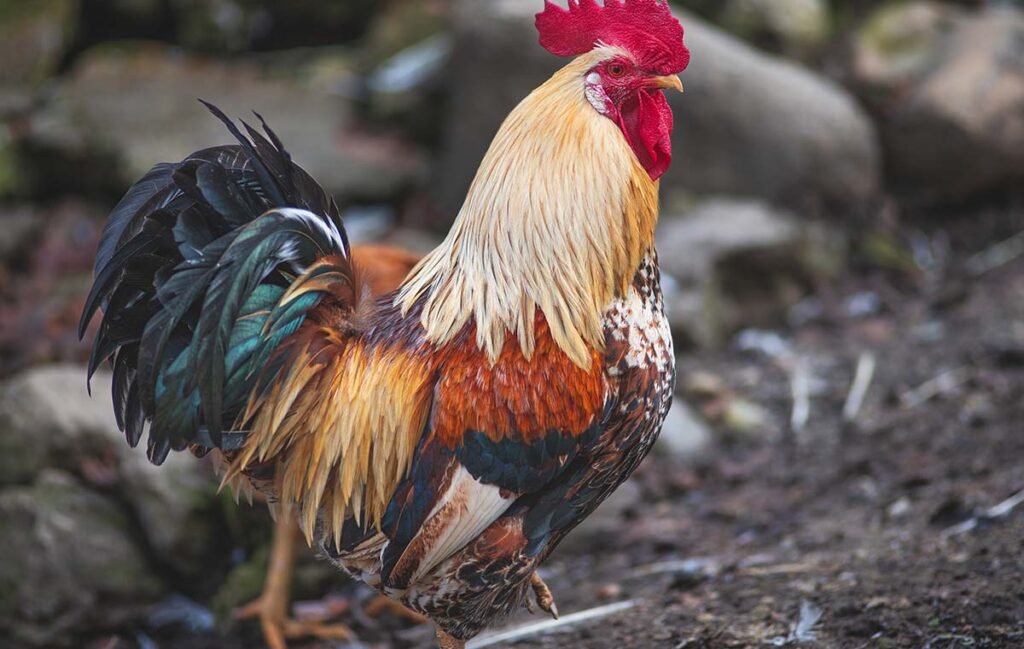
[1,0,1023,648]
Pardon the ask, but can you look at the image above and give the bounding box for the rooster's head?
[536,0,690,180]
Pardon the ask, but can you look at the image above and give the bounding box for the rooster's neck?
[398,50,659,369]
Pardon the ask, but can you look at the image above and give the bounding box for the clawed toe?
[530,572,559,619]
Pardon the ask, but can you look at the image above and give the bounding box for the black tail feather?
[81,102,351,463]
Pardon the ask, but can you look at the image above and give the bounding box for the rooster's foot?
[234,596,354,649]
[234,503,354,649]
[530,572,559,619]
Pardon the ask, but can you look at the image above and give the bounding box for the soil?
[58,206,1024,649]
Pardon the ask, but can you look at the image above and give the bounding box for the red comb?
[535,0,690,75]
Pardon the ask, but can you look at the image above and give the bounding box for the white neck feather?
[397,49,659,368]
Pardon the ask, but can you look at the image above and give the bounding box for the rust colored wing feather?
[374,314,613,593]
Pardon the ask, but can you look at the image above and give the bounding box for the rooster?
[80,1,690,648]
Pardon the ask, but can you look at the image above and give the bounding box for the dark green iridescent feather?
[80,102,351,464]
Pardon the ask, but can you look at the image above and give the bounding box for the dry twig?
[899,366,969,410]
[965,230,1024,277]
[468,600,637,648]
[842,352,877,423]
[789,358,811,435]
[942,487,1024,538]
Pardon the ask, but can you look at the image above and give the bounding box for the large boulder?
[663,10,879,213]
[24,43,425,202]
[0,365,221,578]
[0,365,117,485]
[432,0,879,223]
[0,470,164,648]
[852,3,1024,203]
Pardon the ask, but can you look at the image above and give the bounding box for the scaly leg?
[530,572,559,619]
[436,627,466,649]
[234,504,354,649]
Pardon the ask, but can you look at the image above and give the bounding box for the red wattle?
[616,89,674,181]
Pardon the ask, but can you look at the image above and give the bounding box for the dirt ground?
[78,206,1024,649]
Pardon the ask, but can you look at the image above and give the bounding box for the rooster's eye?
[607,64,626,78]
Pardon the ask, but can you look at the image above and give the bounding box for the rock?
[658,198,844,347]
[852,4,1024,202]
[720,0,830,58]
[0,470,164,648]
[0,1,78,89]
[0,365,115,485]
[659,199,802,288]
[664,11,879,212]
[118,445,220,579]
[0,365,220,577]
[26,43,425,202]
[680,370,775,437]
[654,401,713,461]
[852,2,957,89]
[210,543,269,618]
[432,0,879,223]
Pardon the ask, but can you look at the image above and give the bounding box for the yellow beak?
[649,74,684,93]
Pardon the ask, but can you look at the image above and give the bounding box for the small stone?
[887,497,912,519]
[654,401,713,461]
[658,199,845,347]
[596,583,623,600]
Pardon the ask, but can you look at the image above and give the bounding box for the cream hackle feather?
[398,46,660,369]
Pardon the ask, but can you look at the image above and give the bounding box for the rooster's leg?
[436,628,466,649]
[234,504,354,649]
[530,572,559,619]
